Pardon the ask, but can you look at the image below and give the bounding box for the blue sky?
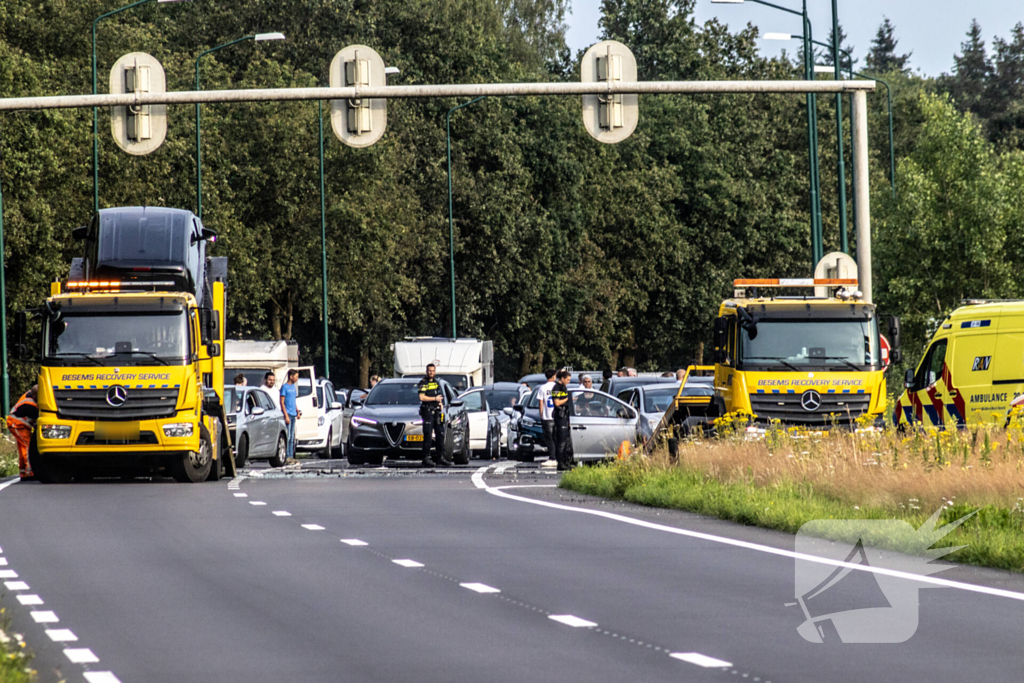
[565,1,1024,77]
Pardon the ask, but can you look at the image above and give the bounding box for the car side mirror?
[207,342,221,358]
[331,402,343,410]
[502,407,514,416]
[72,225,89,241]
[904,368,915,389]
[513,405,525,414]
[450,400,464,408]
[251,406,265,416]
[351,399,364,408]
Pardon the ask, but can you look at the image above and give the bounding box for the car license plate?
[405,434,423,442]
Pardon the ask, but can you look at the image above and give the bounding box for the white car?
[461,383,530,456]
[457,389,502,460]
[295,377,346,458]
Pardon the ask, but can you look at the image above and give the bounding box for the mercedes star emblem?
[106,384,128,407]
[801,390,822,412]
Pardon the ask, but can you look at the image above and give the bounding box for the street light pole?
[318,99,329,379]
[830,0,849,254]
[0,167,8,414]
[445,95,486,339]
[716,0,823,269]
[195,33,285,219]
[92,0,190,215]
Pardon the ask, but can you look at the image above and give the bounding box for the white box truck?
[393,337,494,392]
[225,340,299,387]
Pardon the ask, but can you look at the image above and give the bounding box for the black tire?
[235,433,249,470]
[331,431,343,459]
[34,438,74,484]
[366,454,384,466]
[171,427,213,483]
[346,436,365,466]
[207,423,225,481]
[269,433,288,468]
[453,426,470,466]
[318,430,332,459]
[490,430,500,460]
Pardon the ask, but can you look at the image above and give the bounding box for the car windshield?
[44,311,190,366]
[484,389,522,408]
[234,368,274,388]
[436,374,469,392]
[740,318,880,369]
[643,387,682,413]
[365,383,421,406]
[224,387,242,414]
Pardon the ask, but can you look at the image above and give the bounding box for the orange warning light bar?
[733,278,858,287]
[67,280,120,289]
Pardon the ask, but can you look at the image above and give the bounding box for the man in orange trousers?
[8,385,38,480]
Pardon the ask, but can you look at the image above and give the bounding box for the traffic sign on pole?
[329,45,387,147]
[110,52,167,155]
[581,40,638,144]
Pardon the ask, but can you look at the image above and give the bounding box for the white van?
[225,340,298,388]
[393,337,494,392]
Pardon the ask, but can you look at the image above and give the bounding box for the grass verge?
[0,616,35,683]
[560,425,1024,573]
[0,436,18,479]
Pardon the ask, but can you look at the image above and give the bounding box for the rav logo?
[972,356,992,371]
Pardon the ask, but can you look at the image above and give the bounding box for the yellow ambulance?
[893,300,1024,428]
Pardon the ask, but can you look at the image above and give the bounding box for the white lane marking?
[64,648,99,663]
[46,629,78,642]
[341,539,368,546]
[16,595,43,606]
[671,652,733,668]
[302,524,325,531]
[233,493,248,498]
[84,672,122,683]
[460,582,501,594]
[392,559,424,568]
[249,501,267,506]
[4,581,28,590]
[0,557,8,565]
[0,478,19,493]
[272,511,291,517]
[548,614,598,628]
[471,471,1024,604]
[31,611,59,623]
[0,570,18,578]
[494,461,518,474]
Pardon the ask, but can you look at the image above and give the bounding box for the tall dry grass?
[674,421,1024,514]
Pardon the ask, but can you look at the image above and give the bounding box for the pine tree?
[988,23,1024,115]
[866,17,912,73]
[821,23,855,69]
[945,19,993,117]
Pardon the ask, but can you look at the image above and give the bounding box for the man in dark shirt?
[417,364,452,468]
[551,370,574,471]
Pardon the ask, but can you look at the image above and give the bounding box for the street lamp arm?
[745,0,803,18]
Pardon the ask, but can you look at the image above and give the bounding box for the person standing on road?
[536,368,556,460]
[8,385,38,480]
[551,370,574,471]
[418,364,452,468]
[261,371,280,406]
[234,373,247,386]
[280,370,301,460]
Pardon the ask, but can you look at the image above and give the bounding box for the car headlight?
[411,418,423,425]
[318,416,325,426]
[41,425,72,440]
[522,417,537,427]
[351,416,378,426]
[163,422,194,438]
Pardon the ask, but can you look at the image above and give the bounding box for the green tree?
[865,17,911,74]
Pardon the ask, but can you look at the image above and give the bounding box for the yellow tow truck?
[16,207,231,483]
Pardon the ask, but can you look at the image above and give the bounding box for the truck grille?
[750,392,871,426]
[55,388,180,422]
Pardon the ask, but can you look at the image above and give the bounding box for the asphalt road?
[0,461,1022,683]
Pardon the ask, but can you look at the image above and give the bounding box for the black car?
[346,378,470,466]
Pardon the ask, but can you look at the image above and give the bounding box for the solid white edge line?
[45,629,78,642]
[83,672,122,683]
[63,648,99,663]
[548,614,598,628]
[670,652,733,668]
[460,582,501,594]
[470,470,1024,603]
[0,477,19,493]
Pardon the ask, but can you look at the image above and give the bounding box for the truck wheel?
[269,434,288,468]
[235,434,249,469]
[35,453,74,484]
[318,430,332,459]
[172,428,213,483]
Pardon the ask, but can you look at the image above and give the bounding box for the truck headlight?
[318,416,325,426]
[163,422,194,438]
[41,425,72,440]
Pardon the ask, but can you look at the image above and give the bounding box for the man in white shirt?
[261,371,281,407]
[536,368,557,459]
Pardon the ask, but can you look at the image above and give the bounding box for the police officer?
[551,370,574,471]
[418,364,453,468]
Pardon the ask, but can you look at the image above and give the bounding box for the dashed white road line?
[248,501,267,506]
[0,557,8,565]
[548,614,598,628]
[301,524,325,531]
[341,539,368,546]
[83,673,123,683]
[470,470,1024,603]
[233,493,248,498]
[30,610,59,623]
[272,511,291,517]
[392,559,424,568]
[0,569,18,578]
[460,582,501,594]
[670,652,733,668]
[4,581,28,590]
[16,594,43,606]
[46,629,78,642]
[64,648,99,664]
